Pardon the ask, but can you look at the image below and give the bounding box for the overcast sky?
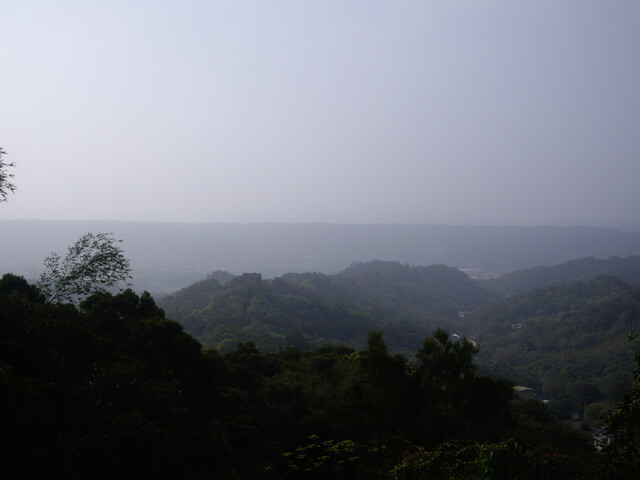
[1,1,639,229]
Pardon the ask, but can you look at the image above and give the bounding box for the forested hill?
[0,276,603,478]
[4,256,640,477]
[159,273,389,352]
[159,259,640,414]
[470,275,640,415]
[283,260,497,316]
[157,261,496,353]
[158,257,640,357]
[482,255,640,297]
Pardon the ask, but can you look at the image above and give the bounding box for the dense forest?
[158,261,496,354]
[2,227,640,478]
[1,275,613,478]
[158,259,640,413]
[472,275,640,423]
[3,255,640,477]
[159,257,640,355]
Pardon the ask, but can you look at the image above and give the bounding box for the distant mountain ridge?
[482,255,640,297]
[157,254,640,355]
[2,220,640,293]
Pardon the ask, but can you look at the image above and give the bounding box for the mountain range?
[2,220,640,293]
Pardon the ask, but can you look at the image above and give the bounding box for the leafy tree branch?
[38,232,132,304]
[0,147,17,202]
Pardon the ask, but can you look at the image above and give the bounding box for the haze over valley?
[2,220,640,293]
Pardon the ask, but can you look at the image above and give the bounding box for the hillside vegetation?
[4,254,640,478]
[159,261,496,354]
[0,276,599,478]
[471,275,640,421]
[159,258,640,414]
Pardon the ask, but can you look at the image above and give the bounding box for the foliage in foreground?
[391,439,567,480]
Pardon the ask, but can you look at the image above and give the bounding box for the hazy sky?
[2,1,639,229]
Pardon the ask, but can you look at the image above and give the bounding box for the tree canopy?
[0,278,599,478]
